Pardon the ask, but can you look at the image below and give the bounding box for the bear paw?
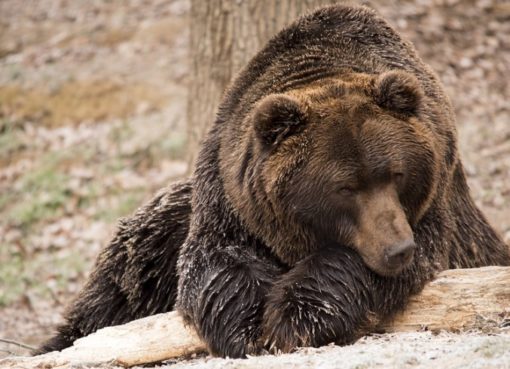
[261,297,343,353]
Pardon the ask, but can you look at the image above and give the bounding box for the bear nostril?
[386,239,416,268]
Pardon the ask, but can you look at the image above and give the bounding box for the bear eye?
[393,172,405,184]
[337,186,356,196]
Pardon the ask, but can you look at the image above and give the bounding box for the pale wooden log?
[1,266,509,369]
[382,266,510,333]
[0,312,206,369]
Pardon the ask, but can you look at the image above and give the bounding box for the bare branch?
[0,338,35,351]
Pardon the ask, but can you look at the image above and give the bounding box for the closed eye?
[393,172,405,187]
[393,172,405,181]
[337,186,356,196]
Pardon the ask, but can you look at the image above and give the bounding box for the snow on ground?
[161,332,510,369]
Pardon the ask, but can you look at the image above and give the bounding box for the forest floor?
[0,0,509,367]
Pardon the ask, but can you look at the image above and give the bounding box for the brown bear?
[38,4,510,359]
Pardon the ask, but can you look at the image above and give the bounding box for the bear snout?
[384,238,416,273]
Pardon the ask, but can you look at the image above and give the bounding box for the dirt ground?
[0,0,509,367]
[162,332,510,369]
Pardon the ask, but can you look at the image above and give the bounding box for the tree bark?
[186,0,337,169]
[2,266,508,369]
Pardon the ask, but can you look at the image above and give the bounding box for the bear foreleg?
[261,246,380,353]
[177,243,282,358]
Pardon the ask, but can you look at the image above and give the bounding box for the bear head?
[220,70,440,277]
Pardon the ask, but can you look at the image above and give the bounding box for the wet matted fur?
[38,4,510,358]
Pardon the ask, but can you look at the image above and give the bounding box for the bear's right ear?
[253,94,307,147]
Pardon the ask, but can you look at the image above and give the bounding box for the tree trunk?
[186,0,337,170]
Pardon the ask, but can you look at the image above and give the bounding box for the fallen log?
[382,266,510,333]
[0,312,204,369]
[1,266,509,369]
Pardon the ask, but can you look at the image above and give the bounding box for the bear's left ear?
[373,70,423,116]
[253,94,307,147]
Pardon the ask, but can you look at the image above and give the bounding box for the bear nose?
[385,239,416,269]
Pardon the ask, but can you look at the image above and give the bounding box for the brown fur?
[180,4,509,356]
[222,73,435,274]
[38,4,510,358]
[36,181,192,354]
